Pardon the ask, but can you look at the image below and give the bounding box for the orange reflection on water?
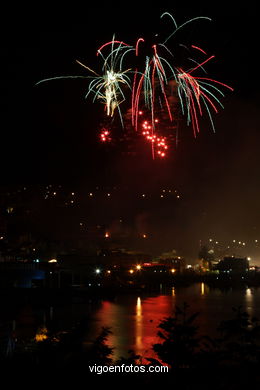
[136,295,174,358]
[95,300,129,360]
[94,295,175,361]
[136,297,142,351]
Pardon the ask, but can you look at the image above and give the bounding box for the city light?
[136,264,142,270]
[95,268,101,274]
[48,259,57,263]
[35,326,48,342]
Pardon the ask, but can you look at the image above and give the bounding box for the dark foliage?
[1,304,260,386]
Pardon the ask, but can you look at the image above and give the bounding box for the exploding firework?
[131,13,233,143]
[100,128,111,143]
[131,41,177,132]
[36,36,134,128]
[36,12,233,159]
[141,117,168,158]
[176,47,234,136]
[87,37,134,123]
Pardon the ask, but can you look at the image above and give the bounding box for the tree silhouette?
[153,302,200,368]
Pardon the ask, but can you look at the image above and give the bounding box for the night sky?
[1,2,259,261]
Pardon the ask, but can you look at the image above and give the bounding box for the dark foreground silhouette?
[1,304,260,387]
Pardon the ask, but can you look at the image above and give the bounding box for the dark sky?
[1,2,259,261]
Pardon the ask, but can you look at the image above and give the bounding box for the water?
[1,283,260,361]
[87,283,260,360]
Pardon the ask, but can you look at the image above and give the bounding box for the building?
[214,256,249,274]
[158,256,186,273]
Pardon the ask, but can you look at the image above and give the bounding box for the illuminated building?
[157,256,186,273]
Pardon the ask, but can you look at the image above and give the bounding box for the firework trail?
[90,37,134,123]
[131,42,177,131]
[131,13,233,135]
[36,36,134,127]
[176,50,234,137]
[36,12,233,158]
[129,12,233,159]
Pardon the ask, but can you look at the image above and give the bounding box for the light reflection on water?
[91,294,174,360]
[136,297,142,352]
[1,284,260,361]
[245,287,254,317]
[89,283,260,360]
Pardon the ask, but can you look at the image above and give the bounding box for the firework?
[36,12,233,158]
[176,48,234,136]
[36,36,134,127]
[131,39,177,133]
[141,118,168,158]
[130,13,233,160]
[131,13,212,131]
[87,37,134,123]
[100,128,111,143]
